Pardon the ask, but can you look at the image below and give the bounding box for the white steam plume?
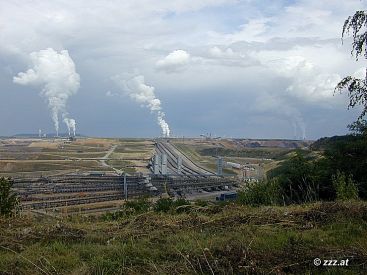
[70,119,76,136]
[158,111,170,137]
[64,117,71,136]
[253,94,306,140]
[113,74,170,137]
[292,113,306,140]
[283,105,306,140]
[63,116,76,136]
[13,48,80,136]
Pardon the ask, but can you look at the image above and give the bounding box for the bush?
[102,197,152,220]
[172,198,191,213]
[153,198,191,213]
[332,171,359,200]
[0,177,19,217]
[124,197,151,213]
[268,152,322,204]
[194,200,210,207]
[103,197,192,220]
[237,179,281,206]
[154,198,173,212]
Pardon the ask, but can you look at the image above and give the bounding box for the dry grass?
[0,201,366,274]
[28,141,62,149]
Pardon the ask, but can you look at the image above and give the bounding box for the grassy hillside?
[310,135,360,151]
[199,147,293,160]
[1,201,366,274]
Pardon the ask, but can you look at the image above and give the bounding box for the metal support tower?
[153,155,160,175]
[217,157,223,176]
[123,173,127,200]
[177,156,182,174]
[161,154,168,175]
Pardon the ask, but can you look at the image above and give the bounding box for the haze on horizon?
[0,0,365,140]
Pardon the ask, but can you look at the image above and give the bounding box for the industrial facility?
[8,138,240,214]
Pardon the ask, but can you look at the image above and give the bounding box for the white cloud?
[1,0,366,138]
[263,55,340,101]
[156,50,191,73]
[206,46,259,67]
[286,72,341,102]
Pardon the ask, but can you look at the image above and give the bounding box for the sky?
[0,0,366,139]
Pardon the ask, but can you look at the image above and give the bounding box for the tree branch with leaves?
[335,10,367,122]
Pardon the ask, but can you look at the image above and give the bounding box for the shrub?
[102,197,152,220]
[0,177,19,217]
[124,197,151,213]
[268,151,322,204]
[172,198,191,213]
[154,198,173,212]
[153,198,191,213]
[194,200,210,207]
[237,179,281,206]
[332,171,359,200]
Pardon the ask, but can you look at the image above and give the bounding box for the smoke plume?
[113,74,170,137]
[290,113,306,140]
[63,116,76,136]
[13,48,80,136]
[253,94,306,140]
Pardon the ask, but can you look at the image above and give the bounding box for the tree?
[268,151,321,204]
[332,171,359,200]
[335,11,367,121]
[0,177,19,217]
[348,119,367,136]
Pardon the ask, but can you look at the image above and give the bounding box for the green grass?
[1,201,366,274]
[199,147,294,160]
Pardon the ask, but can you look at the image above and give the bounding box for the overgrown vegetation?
[237,179,281,206]
[102,198,192,221]
[199,147,292,160]
[239,121,366,206]
[0,177,18,217]
[332,171,359,201]
[1,201,367,274]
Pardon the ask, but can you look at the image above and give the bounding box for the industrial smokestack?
[71,119,76,136]
[64,117,71,136]
[13,48,80,136]
[63,116,76,136]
